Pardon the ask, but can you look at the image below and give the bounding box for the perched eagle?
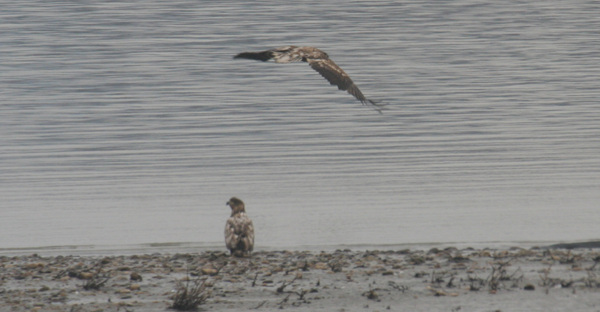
[234,46,384,112]
[224,197,255,257]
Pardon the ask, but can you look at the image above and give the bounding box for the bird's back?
[224,212,255,257]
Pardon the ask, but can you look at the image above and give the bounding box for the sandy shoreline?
[1,245,599,312]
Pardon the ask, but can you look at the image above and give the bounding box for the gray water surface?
[1,0,599,251]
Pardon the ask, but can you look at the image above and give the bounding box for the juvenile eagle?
[234,46,384,112]
[225,197,255,257]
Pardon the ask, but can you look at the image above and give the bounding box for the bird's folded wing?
[225,218,239,249]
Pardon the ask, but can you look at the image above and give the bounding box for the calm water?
[1,0,599,253]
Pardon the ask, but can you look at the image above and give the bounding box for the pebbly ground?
[1,246,599,311]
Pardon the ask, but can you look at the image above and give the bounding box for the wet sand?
[1,246,599,311]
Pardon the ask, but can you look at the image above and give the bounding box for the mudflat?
[1,246,599,311]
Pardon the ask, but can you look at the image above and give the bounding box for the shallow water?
[1,0,599,252]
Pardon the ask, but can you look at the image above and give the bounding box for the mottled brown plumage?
[225,197,255,257]
[234,46,384,112]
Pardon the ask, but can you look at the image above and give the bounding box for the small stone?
[479,251,492,257]
[201,268,218,276]
[129,284,141,291]
[363,289,378,300]
[130,272,143,281]
[524,284,535,291]
[314,262,328,270]
[78,272,94,280]
[23,263,44,270]
[52,289,68,298]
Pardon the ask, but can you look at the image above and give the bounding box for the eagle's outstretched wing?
[234,46,303,63]
[234,46,384,112]
[307,58,379,108]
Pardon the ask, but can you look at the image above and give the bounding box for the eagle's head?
[226,197,246,215]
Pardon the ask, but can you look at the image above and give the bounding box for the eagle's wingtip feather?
[365,99,387,114]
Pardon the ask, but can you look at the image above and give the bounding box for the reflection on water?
[1,0,599,250]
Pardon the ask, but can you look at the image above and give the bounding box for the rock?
[201,267,218,276]
[52,289,68,299]
[78,272,94,280]
[130,272,143,281]
[314,262,328,270]
[23,263,44,270]
[409,255,426,265]
[524,284,535,291]
[478,251,492,257]
[428,248,441,254]
[363,289,379,300]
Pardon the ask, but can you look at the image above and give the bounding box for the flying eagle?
[225,197,255,257]
[234,46,384,112]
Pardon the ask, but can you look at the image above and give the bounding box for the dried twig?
[170,278,209,311]
[251,272,259,287]
[82,275,110,290]
[277,293,291,308]
[251,300,267,309]
[277,275,299,293]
